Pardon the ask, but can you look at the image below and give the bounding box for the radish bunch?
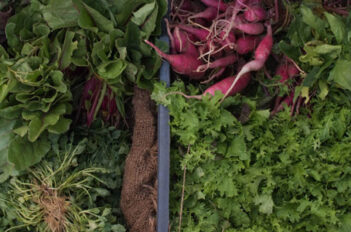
[146,0,276,99]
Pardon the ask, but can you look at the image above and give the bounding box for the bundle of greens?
[0,121,130,232]
[0,0,167,179]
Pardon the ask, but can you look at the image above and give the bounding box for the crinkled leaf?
[254,194,274,215]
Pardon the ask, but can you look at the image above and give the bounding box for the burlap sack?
[121,87,158,232]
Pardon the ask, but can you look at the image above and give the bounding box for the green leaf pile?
[0,0,166,175]
[153,82,351,232]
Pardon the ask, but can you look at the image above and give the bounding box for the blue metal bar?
[157,3,171,231]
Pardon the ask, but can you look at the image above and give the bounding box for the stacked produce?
[0,0,166,231]
[2,0,351,231]
[151,0,351,231]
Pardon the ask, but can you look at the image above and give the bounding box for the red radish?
[167,72,250,100]
[234,20,264,35]
[178,0,192,11]
[145,40,205,79]
[197,54,237,72]
[177,24,210,41]
[201,0,228,11]
[250,0,263,5]
[276,62,299,83]
[201,66,227,84]
[272,91,294,115]
[221,24,272,101]
[254,24,273,60]
[194,18,209,27]
[189,7,218,21]
[276,63,289,83]
[287,64,299,78]
[217,31,236,49]
[173,27,199,57]
[219,31,236,42]
[236,36,259,54]
[244,6,267,22]
[204,72,251,96]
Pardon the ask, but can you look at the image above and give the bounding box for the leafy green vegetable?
[280,2,351,97]
[154,81,351,232]
[0,121,129,231]
[0,0,166,176]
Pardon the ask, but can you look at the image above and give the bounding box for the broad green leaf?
[140,3,158,38]
[59,31,78,70]
[329,59,351,91]
[300,5,326,37]
[47,117,71,134]
[324,12,345,44]
[0,118,15,168]
[42,0,79,29]
[115,0,148,26]
[5,22,20,50]
[97,60,127,80]
[82,2,114,33]
[27,103,68,142]
[131,2,155,26]
[153,0,168,36]
[13,126,28,137]
[8,134,50,171]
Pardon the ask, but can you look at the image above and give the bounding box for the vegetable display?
[0,0,166,231]
[2,0,351,232]
[151,0,351,231]
[0,0,166,178]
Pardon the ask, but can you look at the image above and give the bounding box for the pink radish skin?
[273,91,294,114]
[218,31,236,48]
[194,18,209,27]
[221,24,272,101]
[287,64,299,78]
[276,63,289,83]
[201,0,228,11]
[254,24,273,60]
[219,31,236,43]
[179,0,192,11]
[144,40,205,79]
[177,25,210,41]
[236,36,260,54]
[189,7,218,21]
[173,27,199,57]
[204,72,251,96]
[244,6,267,22]
[170,72,250,100]
[197,54,238,72]
[235,20,264,35]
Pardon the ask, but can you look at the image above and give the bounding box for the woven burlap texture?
[120,86,158,232]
